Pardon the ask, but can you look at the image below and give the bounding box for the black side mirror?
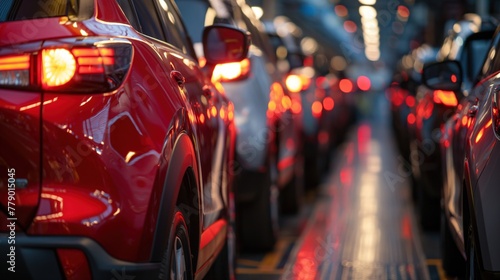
[202,24,251,65]
[422,60,462,91]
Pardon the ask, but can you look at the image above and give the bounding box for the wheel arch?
[149,111,202,269]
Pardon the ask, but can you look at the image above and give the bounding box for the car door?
[131,0,228,268]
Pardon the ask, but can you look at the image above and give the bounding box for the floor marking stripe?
[426,259,446,280]
[259,237,292,269]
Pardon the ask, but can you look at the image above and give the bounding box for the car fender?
[149,109,201,262]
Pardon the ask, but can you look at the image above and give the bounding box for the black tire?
[441,210,465,277]
[159,210,193,280]
[237,169,278,252]
[279,154,304,215]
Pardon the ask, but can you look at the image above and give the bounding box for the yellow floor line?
[237,259,262,267]
[426,259,447,280]
[258,237,292,270]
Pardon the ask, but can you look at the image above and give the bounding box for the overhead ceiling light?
[361,17,379,28]
[359,5,377,19]
[365,45,380,52]
[364,41,380,47]
[363,25,380,33]
[359,0,376,4]
[365,49,380,61]
[363,32,380,40]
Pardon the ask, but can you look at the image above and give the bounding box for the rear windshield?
[0,0,91,22]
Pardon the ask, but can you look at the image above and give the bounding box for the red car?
[0,0,249,279]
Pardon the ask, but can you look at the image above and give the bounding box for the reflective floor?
[237,93,445,280]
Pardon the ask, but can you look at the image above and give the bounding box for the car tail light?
[42,49,76,88]
[405,95,415,107]
[339,78,353,94]
[57,249,91,280]
[285,73,312,93]
[433,90,457,107]
[0,38,132,93]
[0,54,31,86]
[323,96,334,111]
[312,100,322,118]
[285,74,303,93]
[212,58,251,82]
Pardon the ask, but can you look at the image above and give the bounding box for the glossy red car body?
[435,32,500,279]
[0,0,247,279]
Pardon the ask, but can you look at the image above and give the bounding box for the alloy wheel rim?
[171,236,187,280]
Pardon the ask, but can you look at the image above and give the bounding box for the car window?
[0,0,90,22]
[479,34,500,80]
[176,0,232,43]
[461,34,492,86]
[132,0,166,41]
[156,0,194,56]
[115,0,141,31]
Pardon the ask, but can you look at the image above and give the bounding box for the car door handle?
[170,70,185,87]
[203,88,213,98]
[468,99,479,117]
[468,105,478,117]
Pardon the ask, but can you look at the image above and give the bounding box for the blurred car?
[423,26,500,278]
[265,17,353,188]
[176,0,303,251]
[388,45,437,169]
[0,0,250,279]
[410,14,496,230]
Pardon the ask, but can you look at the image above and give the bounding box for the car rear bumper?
[0,234,160,280]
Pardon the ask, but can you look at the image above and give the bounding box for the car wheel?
[238,168,278,252]
[441,210,465,277]
[159,210,193,280]
[279,154,304,215]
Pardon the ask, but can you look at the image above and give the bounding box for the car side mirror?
[422,60,462,91]
[202,24,251,65]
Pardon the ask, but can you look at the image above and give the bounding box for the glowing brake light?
[312,101,322,118]
[212,58,250,82]
[0,38,132,93]
[323,96,334,111]
[0,54,31,87]
[42,49,76,87]
[433,90,458,107]
[0,54,30,70]
[285,74,303,93]
[339,78,353,93]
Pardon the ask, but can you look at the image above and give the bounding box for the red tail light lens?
[339,78,353,93]
[323,96,335,111]
[0,38,132,93]
[433,90,457,107]
[0,54,31,87]
[212,58,251,82]
[312,101,323,118]
[42,48,76,88]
